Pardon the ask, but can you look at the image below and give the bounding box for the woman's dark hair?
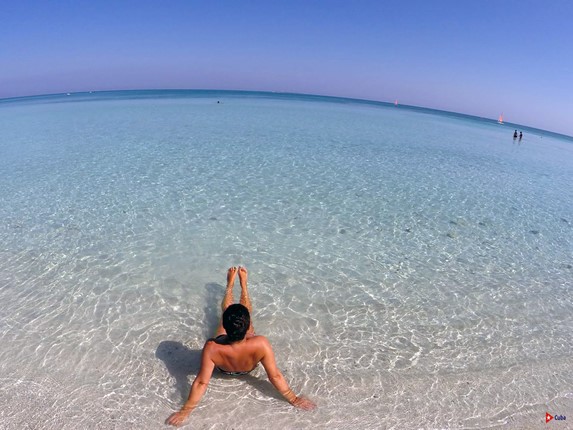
[222,304,251,342]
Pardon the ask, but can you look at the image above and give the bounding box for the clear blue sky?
[2,0,572,135]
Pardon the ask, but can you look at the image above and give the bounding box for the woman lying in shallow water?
[166,266,316,427]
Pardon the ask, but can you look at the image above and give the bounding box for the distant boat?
[498,113,504,124]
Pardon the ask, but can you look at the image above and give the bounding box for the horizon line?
[1,88,571,140]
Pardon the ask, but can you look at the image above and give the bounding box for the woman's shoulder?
[247,334,271,347]
[206,334,228,345]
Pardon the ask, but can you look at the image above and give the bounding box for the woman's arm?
[260,338,316,410]
[166,342,216,426]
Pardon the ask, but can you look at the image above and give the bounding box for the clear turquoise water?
[0,90,571,429]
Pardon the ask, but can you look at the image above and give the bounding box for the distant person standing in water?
[513,130,518,139]
[166,266,316,427]
[519,131,523,141]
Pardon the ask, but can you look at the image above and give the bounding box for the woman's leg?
[215,266,237,337]
[238,266,255,336]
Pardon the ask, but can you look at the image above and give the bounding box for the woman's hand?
[292,396,317,410]
[166,410,190,427]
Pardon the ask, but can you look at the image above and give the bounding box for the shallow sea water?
[0,91,572,429]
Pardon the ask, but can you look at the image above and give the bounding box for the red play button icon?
[546,412,554,423]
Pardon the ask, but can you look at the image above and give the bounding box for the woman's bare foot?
[238,266,248,288]
[227,266,238,287]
